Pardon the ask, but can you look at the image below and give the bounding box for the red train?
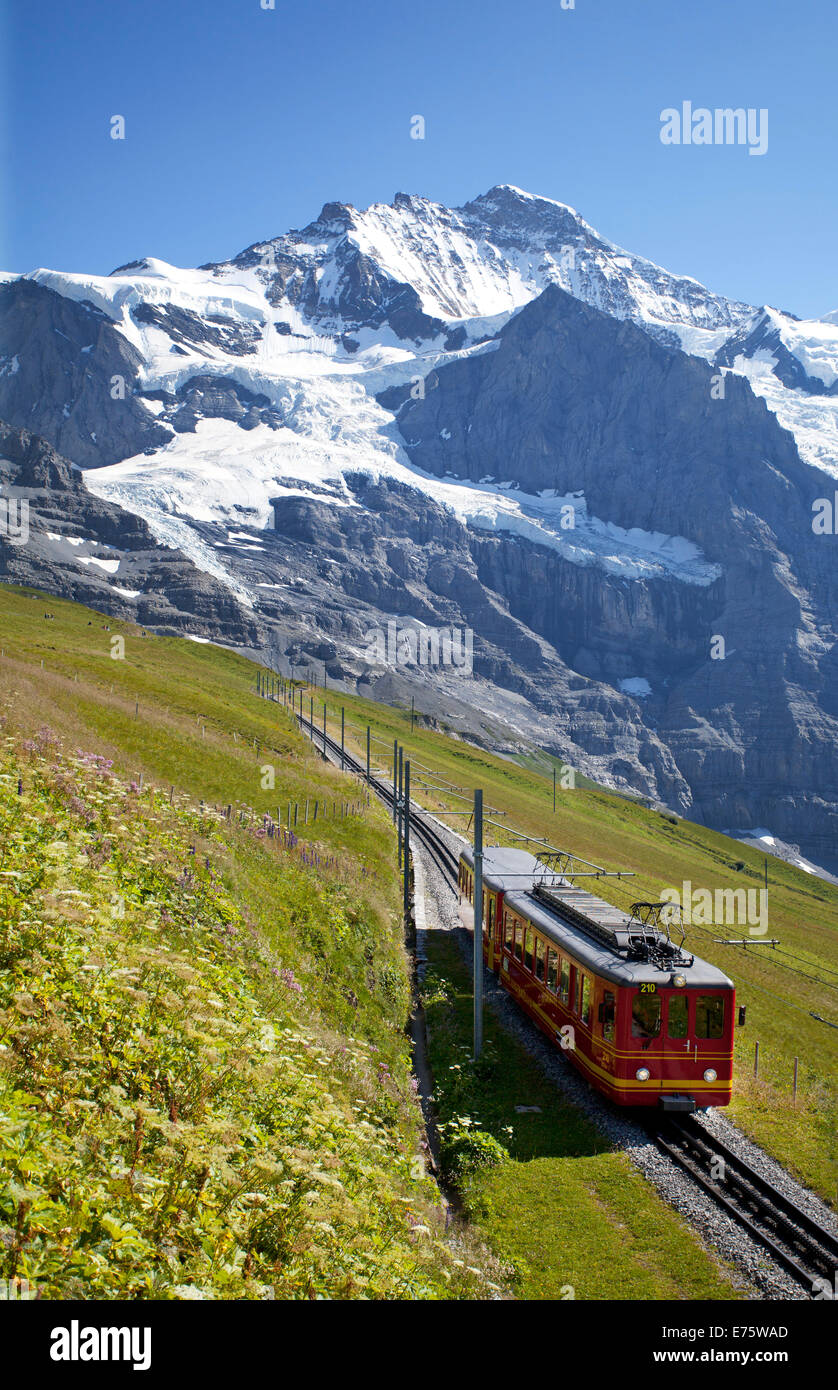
[458,846,735,1111]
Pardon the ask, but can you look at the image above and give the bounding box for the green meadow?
[0,581,833,1303]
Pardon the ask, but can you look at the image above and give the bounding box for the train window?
[547,948,559,993]
[504,912,515,956]
[600,991,616,1041]
[695,994,725,1039]
[513,921,523,962]
[535,937,546,982]
[523,927,534,973]
[580,974,591,1025]
[559,958,570,1004]
[486,895,495,939]
[572,969,580,1015]
[631,992,661,1039]
[667,994,688,1039]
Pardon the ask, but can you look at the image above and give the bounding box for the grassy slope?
[0,583,830,1302]
[300,683,838,1207]
[0,585,497,1298]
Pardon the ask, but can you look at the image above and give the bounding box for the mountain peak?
[463,182,582,219]
[310,201,356,231]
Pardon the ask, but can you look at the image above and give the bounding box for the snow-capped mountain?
[204,184,752,347]
[2,185,838,868]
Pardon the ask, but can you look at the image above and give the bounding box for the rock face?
[392,288,838,866]
[0,281,172,468]
[0,423,261,643]
[149,376,285,434]
[2,184,838,868]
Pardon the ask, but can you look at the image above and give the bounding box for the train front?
[615,935,736,1111]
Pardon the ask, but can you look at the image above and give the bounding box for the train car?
[459,846,735,1112]
[458,846,543,972]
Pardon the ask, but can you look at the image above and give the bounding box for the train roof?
[459,844,731,988]
[460,845,543,890]
[505,887,734,990]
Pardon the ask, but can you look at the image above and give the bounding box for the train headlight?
[635,1067,651,1082]
[671,973,687,988]
[703,1068,717,1083]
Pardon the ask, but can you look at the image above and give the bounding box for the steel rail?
[653,1117,838,1292]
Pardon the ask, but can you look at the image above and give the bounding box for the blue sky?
[3,0,835,317]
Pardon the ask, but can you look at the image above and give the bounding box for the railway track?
[654,1116,838,1294]
[296,714,461,882]
[294,702,838,1296]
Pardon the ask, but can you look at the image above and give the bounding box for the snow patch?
[78,556,119,574]
[619,677,653,697]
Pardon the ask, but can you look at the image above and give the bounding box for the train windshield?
[695,994,726,1038]
[631,992,661,1039]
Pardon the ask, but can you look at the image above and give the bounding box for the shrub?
[439,1121,509,1183]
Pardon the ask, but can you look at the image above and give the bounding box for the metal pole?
[403,761,411,922]
[323,701,327,759]
[366,726,371,785]
[411,695,415,731]
[340,708,345,769]
[754,1041,760,1078]
[393,741,398,822]
[310,696,314,738]
[553,765,556,812]
[397,747,404,869]
[473,789,483,1060]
